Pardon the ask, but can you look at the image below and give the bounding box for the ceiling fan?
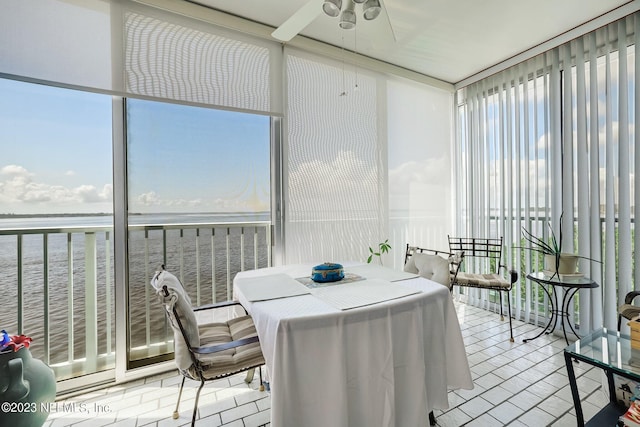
[271,0,395,42]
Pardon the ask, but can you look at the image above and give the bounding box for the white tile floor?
[47,301,611,426]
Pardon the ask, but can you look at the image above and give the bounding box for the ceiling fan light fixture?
[363,0,381,20]
[339,0,356,29]
[322,0,342,18]
[353,0,366,3]
[339,9,356,29]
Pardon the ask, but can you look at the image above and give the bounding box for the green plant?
[521,213,563,257]
[367,239,391,265]
[520,212,601,272]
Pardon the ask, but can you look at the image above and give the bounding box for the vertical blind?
[456,13,639,332]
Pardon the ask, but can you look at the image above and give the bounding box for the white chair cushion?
[454,272,511,289]
[152,270,200,371]
[404,252,450,287]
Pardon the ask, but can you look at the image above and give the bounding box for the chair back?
[448,236,506,275]
[404,244,463,289]
[151,269,200,371]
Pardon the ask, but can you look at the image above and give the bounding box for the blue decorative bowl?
[311,263,344,283]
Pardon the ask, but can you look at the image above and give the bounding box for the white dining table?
[233,262,473,427]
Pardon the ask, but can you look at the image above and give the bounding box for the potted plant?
[521,213,600,275]
[367,239,391,266]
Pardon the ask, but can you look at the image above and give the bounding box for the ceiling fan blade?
[271,0,323,42]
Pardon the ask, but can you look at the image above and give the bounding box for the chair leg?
[191,380,205,427]
[429,410,436,426]
[244,368,255,384]
[173,376,186,420]
[244,366,266,392]
[506,290,514,343]
[499,291,504,321]
[259,366,265,392]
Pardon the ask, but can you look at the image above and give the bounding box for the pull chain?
[340,32,347,97]
[354,24,359,91]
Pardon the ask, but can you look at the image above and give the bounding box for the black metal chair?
[448,236,518,342]
[619,291,640,331]
[151,267,265,426]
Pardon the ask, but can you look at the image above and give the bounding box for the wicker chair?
[151,267,265,426]
[618,291,640,331]
[448,236,518,342]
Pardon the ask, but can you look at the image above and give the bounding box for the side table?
[524,271,598,345]
[565,328,640,426]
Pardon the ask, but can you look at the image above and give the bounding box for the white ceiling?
[188,0,633,84]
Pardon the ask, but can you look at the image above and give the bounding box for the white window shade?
[387,78,453,268]
[0,0,113,91]
[284,49,386,264]
[0,0,282,116]
[123,9,277,115]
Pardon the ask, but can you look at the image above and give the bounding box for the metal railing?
[0,220,271,381]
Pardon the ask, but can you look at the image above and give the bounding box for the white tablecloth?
[233,263,473,427]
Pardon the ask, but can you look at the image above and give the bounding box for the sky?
[0,78,270,215]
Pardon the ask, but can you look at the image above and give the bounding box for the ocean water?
[0,213,270,368]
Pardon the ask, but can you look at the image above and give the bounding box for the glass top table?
[527,271,599,288]
[525,272,598,345]
[566,328,639,375]
[564,328,640,426]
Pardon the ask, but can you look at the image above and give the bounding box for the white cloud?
[0,165,112,213]
[76,184,112,203]
[136,191,161,206]
[133,189,267,213]
[136,191,204,208]
[389,157,450,197]
[64,170,76,176]
[1,164,33,180]
[287,150,379,216]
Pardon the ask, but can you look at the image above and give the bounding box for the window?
[125,98,271,365]
[0,78,114,379]
[456,15,638,331]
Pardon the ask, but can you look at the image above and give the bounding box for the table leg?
[564,350,585,427]
[561,287,581,345]
[523,283,556,343]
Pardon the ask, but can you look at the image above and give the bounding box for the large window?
[125,98,271,365]
[0,78,114,379]
[456,14,639,333]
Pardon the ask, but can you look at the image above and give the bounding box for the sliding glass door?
[125,98,272,367]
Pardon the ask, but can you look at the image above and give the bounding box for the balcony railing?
[0,220,271,382]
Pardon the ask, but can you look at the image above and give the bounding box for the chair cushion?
[404,253,450,287]
[403,253,421,274]
[194,315,265,380]
[454,272,512,290]
[152,270,200,371]
[619,303,640,321]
